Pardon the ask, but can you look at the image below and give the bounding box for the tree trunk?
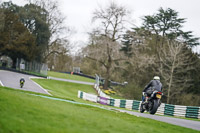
[12,57,17,69]
[104,66,110,89]
[167,52,176,104]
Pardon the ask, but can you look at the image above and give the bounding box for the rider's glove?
[142,92,145,96]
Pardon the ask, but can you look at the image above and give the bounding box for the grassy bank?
[48,71,95,83]
[32,78,96,101]
[0,86,198,133]
[47,71,123,99]
[33,78,200,120]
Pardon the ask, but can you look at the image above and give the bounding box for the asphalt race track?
[112,108,200,131]
[48,76,94,85]
[0,70,50,95]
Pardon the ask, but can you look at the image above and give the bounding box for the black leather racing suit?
[143,80,162,97]
[20,78,25,84]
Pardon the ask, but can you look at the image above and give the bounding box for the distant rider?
[20,77,25,87]
[142,76,162,102]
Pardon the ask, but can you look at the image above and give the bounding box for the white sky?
[2,0,200,54]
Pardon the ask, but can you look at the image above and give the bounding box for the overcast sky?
[3,0,200,53]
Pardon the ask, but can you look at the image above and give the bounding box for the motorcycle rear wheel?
[150,99,159,115]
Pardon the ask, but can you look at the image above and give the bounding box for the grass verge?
[33,78,200,121]
[0,86,198,133]
[32,78,96,102]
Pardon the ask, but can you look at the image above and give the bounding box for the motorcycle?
[20,81,24,88]
[140,90,162,115]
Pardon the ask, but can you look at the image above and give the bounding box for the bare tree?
[28,0,71,62]
[85,36,125,87]
[47,42,72,71]
[160,41,196,104]
[85,2,130,89]
[92,2,130,41]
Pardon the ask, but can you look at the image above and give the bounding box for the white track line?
[0,80,4,87]
[29,77,52,96]
[29,77,45,79]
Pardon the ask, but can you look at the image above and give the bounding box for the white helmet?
[153,76,160,80]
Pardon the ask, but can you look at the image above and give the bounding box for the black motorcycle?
[20,80,24,88]
[140,90,162,115]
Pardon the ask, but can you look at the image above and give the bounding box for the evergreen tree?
[142,7,199,46]
[121,32,133,57]
[0,1,50,62]
[19,3,50,62]
[0,9,37,68]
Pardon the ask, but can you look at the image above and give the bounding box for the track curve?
[0,70,50,95]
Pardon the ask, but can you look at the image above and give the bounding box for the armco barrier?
[186,106,199,118]
[164,104,175,116]
[78,90,200,119]
[94,83,111,98]
[132,100,141,111]
[78,91,98,103]
[156,103,165,115]
[99,96,109,105]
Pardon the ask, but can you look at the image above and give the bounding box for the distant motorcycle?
[20,81,24,88]
[140,90,162,114]
[20,78,25,88]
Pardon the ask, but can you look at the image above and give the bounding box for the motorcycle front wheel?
[140,103,145,113]
[20,83,24,88]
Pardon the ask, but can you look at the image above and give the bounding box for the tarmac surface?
[48,76,94,85]
[112,108,200,131]
[0,70,50,95]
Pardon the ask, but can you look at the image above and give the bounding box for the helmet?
[153,76,160,80]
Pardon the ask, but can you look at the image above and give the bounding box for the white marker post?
[0,80,4,86]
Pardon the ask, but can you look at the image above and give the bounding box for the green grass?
[108,93,124,99]
[33,79,200,121]
[47,71,123,99]
[32,78,96,102]
[0,86,198,133]
[48,71,95,83]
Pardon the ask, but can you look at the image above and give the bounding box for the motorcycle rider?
[142,76,162,103]
[20,77,25,87]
